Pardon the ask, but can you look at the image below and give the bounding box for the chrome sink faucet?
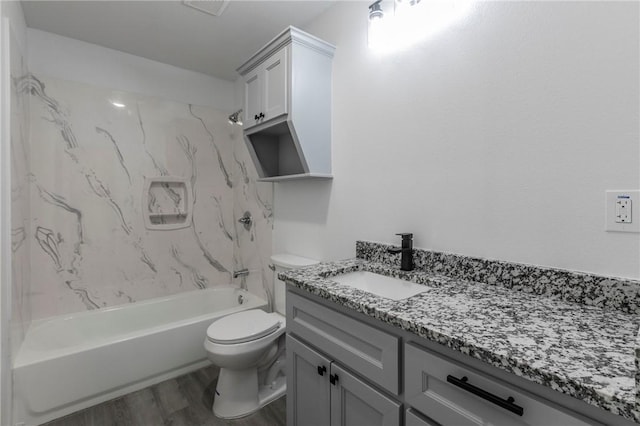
[388,233,414,271]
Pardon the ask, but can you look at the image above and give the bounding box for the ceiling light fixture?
[369,0,475,53]
[228,109,243,126]
[368,0,384,20]
[111,101,126,108]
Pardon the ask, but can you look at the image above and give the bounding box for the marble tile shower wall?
[19,74,273,320]
[10,30,31,358]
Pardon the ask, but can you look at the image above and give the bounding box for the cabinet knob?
[329,373,339,385]
[317,365,326,376]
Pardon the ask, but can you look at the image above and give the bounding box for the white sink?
[331,271,429,301]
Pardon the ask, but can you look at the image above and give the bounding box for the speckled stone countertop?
[280,245,640,423]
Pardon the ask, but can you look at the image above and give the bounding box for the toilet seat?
[207,310,282,344]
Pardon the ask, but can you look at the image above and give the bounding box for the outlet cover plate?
[605,190,640,233]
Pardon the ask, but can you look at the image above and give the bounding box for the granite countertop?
[281,257,640,423]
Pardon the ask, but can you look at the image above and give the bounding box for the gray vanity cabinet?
[330,363,401,426]
[287,335,400,426]
[286,291,401,426]
[405,409,439,426]
[286,292,400,394]
[287,335,331,426]
[404,343,600,426]
[286,287,609,426]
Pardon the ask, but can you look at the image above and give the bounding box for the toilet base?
[213,368,286,419]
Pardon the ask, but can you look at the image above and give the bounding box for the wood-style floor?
[43,366,286,426]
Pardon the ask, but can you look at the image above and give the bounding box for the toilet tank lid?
[271,254,319,269]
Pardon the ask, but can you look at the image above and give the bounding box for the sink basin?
[331,271,428,301]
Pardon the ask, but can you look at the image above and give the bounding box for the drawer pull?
[446,375,524,417]
[317,365,327,376]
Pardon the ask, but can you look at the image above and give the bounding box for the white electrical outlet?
[606,190,640,232]
[615,198,631,223]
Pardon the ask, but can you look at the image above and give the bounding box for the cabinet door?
[287,335,331,426]
[330,364,401,426]
[243,67,262,129]
[262,47,288,121]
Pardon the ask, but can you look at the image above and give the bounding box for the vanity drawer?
[405,343,601,426]
[405,408,439,426]
[287,291,400,394]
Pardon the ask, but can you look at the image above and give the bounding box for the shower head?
[228,109,243,126]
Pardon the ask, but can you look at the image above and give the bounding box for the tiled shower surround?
[10,31,31,359]
[17,73,273,320]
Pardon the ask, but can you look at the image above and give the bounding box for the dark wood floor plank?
[42,411,86,426]
[111,398,135,425]
[42,366,285,426]
[82,399,120,426]
[163,407,201,426]
[152,379,190,418]
[176,374,218,425]
[123,388,165,426]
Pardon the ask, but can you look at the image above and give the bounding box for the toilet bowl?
[204,253,319,419]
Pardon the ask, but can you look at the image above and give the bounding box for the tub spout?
[233,269,249,279]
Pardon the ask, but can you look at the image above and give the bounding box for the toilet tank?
[271,254,319,315]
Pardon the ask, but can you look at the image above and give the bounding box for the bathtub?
[13,287,266,426]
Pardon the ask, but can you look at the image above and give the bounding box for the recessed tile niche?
[143,177,192,230]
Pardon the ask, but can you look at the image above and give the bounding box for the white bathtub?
[13,287,266,426]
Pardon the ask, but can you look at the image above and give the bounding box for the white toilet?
[204,253,319,419]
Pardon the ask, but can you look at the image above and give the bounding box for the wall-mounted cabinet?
[237,26,335,182]
[243,47,288,130]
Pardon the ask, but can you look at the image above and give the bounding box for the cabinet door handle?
[317,365,327,376]
[329,374,339,385]
[446,375,524,417]
[254,114,259,121]
[259,112,265,119]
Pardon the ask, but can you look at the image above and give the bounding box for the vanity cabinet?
[286,286,611,426]
[404,343,600,426]
[286,291,401,426]
[287,335,331,426]
[288,335,401,426]
[237,26,335,181]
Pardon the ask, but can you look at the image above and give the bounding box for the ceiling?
[21,0,337,81]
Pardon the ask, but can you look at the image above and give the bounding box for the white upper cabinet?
[244,47,288,129]
[237,27,335,181]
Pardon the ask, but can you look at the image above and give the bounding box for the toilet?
[204,253,319,419]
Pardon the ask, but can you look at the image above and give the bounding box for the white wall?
[1,1,26,51]
[273,1,640,279]
[28,29,235,109]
